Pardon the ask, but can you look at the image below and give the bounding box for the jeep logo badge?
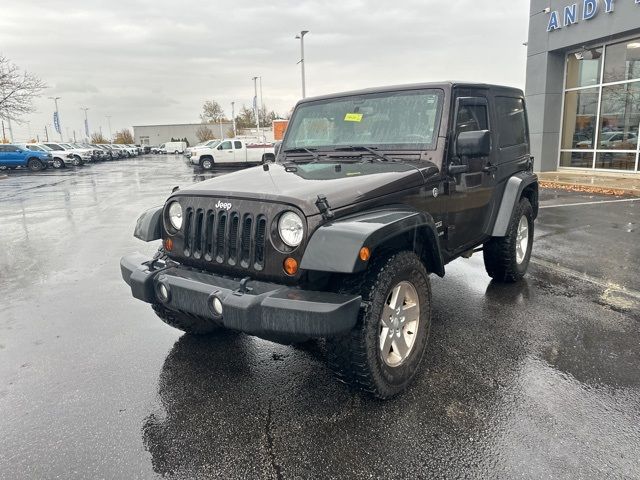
[215,201,232,211]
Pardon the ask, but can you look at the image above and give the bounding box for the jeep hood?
[175,162,436,216]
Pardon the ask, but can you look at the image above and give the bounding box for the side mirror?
[456,130,490,158]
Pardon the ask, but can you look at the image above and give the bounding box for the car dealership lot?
[1,156,639,479]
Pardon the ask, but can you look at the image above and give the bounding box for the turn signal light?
[163,238,174,251]
[359,247,371,262]
[283,257,299,275]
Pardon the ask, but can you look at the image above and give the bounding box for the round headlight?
[278,211,304,247]
[168,201,183,230]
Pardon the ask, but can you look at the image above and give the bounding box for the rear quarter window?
[496,97,528,148]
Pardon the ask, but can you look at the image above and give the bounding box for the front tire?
[27,158,44,172]
[52,158,64,169]
[327,251,431,399]
[152,303,223,335]
[72,156,82,167]
[483,197,534,282]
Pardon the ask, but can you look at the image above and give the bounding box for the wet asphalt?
[0,156,639,479]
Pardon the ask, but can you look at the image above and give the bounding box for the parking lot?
[1,155,639,479]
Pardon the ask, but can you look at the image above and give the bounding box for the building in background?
[526,0,640,174]
[133,123,233,146]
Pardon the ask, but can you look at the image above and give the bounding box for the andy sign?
[547,0,640,32]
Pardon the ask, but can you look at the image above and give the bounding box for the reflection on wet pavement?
[0,159,638,479]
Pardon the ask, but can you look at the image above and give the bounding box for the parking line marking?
[531,258,640,301]
[540,198,640,209]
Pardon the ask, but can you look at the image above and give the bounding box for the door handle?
[482,164,498,173]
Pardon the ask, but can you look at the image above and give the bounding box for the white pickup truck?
[188,139,275,169]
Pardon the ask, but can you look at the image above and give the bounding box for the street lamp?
[295,30,309,98]
[81,107,90,140]
[48,96,63,141]
[105,115,112,141]
[252,76,262,141]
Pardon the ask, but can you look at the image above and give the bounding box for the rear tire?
[327,251,431,399]
[72,157,82,167]
[483,197,534,282]
[152,303,223,335]
[27,158,44,172]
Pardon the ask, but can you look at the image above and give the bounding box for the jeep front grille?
[182,207,267,271]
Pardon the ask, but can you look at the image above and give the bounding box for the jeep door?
[215,140,235,163]
[445,91,497,253]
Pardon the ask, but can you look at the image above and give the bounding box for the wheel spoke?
[389,284,405,310]
[380,329,393,355]
[381,305,394,328]
[393,334,410,359]
[402,303,419,323]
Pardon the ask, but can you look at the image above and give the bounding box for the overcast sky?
[1,0,530,142]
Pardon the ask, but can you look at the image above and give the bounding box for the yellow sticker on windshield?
[344,113,363,122]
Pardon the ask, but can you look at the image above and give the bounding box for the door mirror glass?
[456,130,491,158]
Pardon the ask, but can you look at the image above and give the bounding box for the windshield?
[283,88,443,151]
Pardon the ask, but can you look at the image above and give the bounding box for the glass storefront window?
[561,89,599,149]
[595,152,636,171]
[566,48,602,88]
[603,40,640,84]
[598,82,640,150]
[559,151,594,168]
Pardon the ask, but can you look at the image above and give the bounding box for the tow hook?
[233,277,254,296]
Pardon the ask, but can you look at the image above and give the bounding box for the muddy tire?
[27,158,44,172]
[483,197,534,283]
[151,303,223,335]
[327,251,432,399]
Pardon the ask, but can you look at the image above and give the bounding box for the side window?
[234,141,242,149]
[496,97,527,148]
[218,141,232,150]
[0,145,7,152]
[456,100,488,134]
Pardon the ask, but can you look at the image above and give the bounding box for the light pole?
[295,30,309,98]
[105,116,112,141]
[81,107,90,140]
[48,96,63,141]
[252,76,261,140]
[231,101,236,137]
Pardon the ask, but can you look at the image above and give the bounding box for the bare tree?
[91,132,107,143]
[200,100,226,123]
[0,56,47,122]
[113,129,134,144]
[196,124,216,142]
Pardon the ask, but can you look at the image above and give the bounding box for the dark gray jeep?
[121,82,538,398]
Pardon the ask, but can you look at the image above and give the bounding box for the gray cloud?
[0,0,529,141]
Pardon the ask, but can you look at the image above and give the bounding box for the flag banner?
[53,112,61,134]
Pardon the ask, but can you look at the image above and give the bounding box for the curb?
[540,180,640,197]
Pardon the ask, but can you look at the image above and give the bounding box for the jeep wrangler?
[121,82,538,399]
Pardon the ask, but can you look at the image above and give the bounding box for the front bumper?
[120,254,361,338]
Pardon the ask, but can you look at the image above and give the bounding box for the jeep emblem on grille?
[215,201,232,211]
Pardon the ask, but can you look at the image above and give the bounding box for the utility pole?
[231,101,236,137]
[44,125,49,142]
[259,76,265,142]
[252,76,261,140]
[48,96,63,141]
[295,30,309,98]
[81,107,90,140]
[105,115,112,141]
[1,120,5,143]
[219,118,223,139]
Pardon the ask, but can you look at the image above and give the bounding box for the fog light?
[210,295,223,317]
[283,257,298,275]
[157,282,170,303]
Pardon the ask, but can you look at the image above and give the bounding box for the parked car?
[44,142,89,166]
[188,139,275,169]
[0,143,51,171]
[120,81,538,399]
[165,141,187,154]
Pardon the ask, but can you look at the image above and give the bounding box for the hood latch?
[315,195,334,220]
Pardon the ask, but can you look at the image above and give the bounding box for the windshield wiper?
[333,145,394,162]
[282,147,321,162]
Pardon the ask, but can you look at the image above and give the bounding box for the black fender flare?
[134,206,163,241]
[301,208,445,277]
[491,171,538,237]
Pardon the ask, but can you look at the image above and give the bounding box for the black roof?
[297,82,524,104]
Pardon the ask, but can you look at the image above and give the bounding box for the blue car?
[0,144,51,172]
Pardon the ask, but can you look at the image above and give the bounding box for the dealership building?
[526,0,640,173]
[133,123,234,147]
